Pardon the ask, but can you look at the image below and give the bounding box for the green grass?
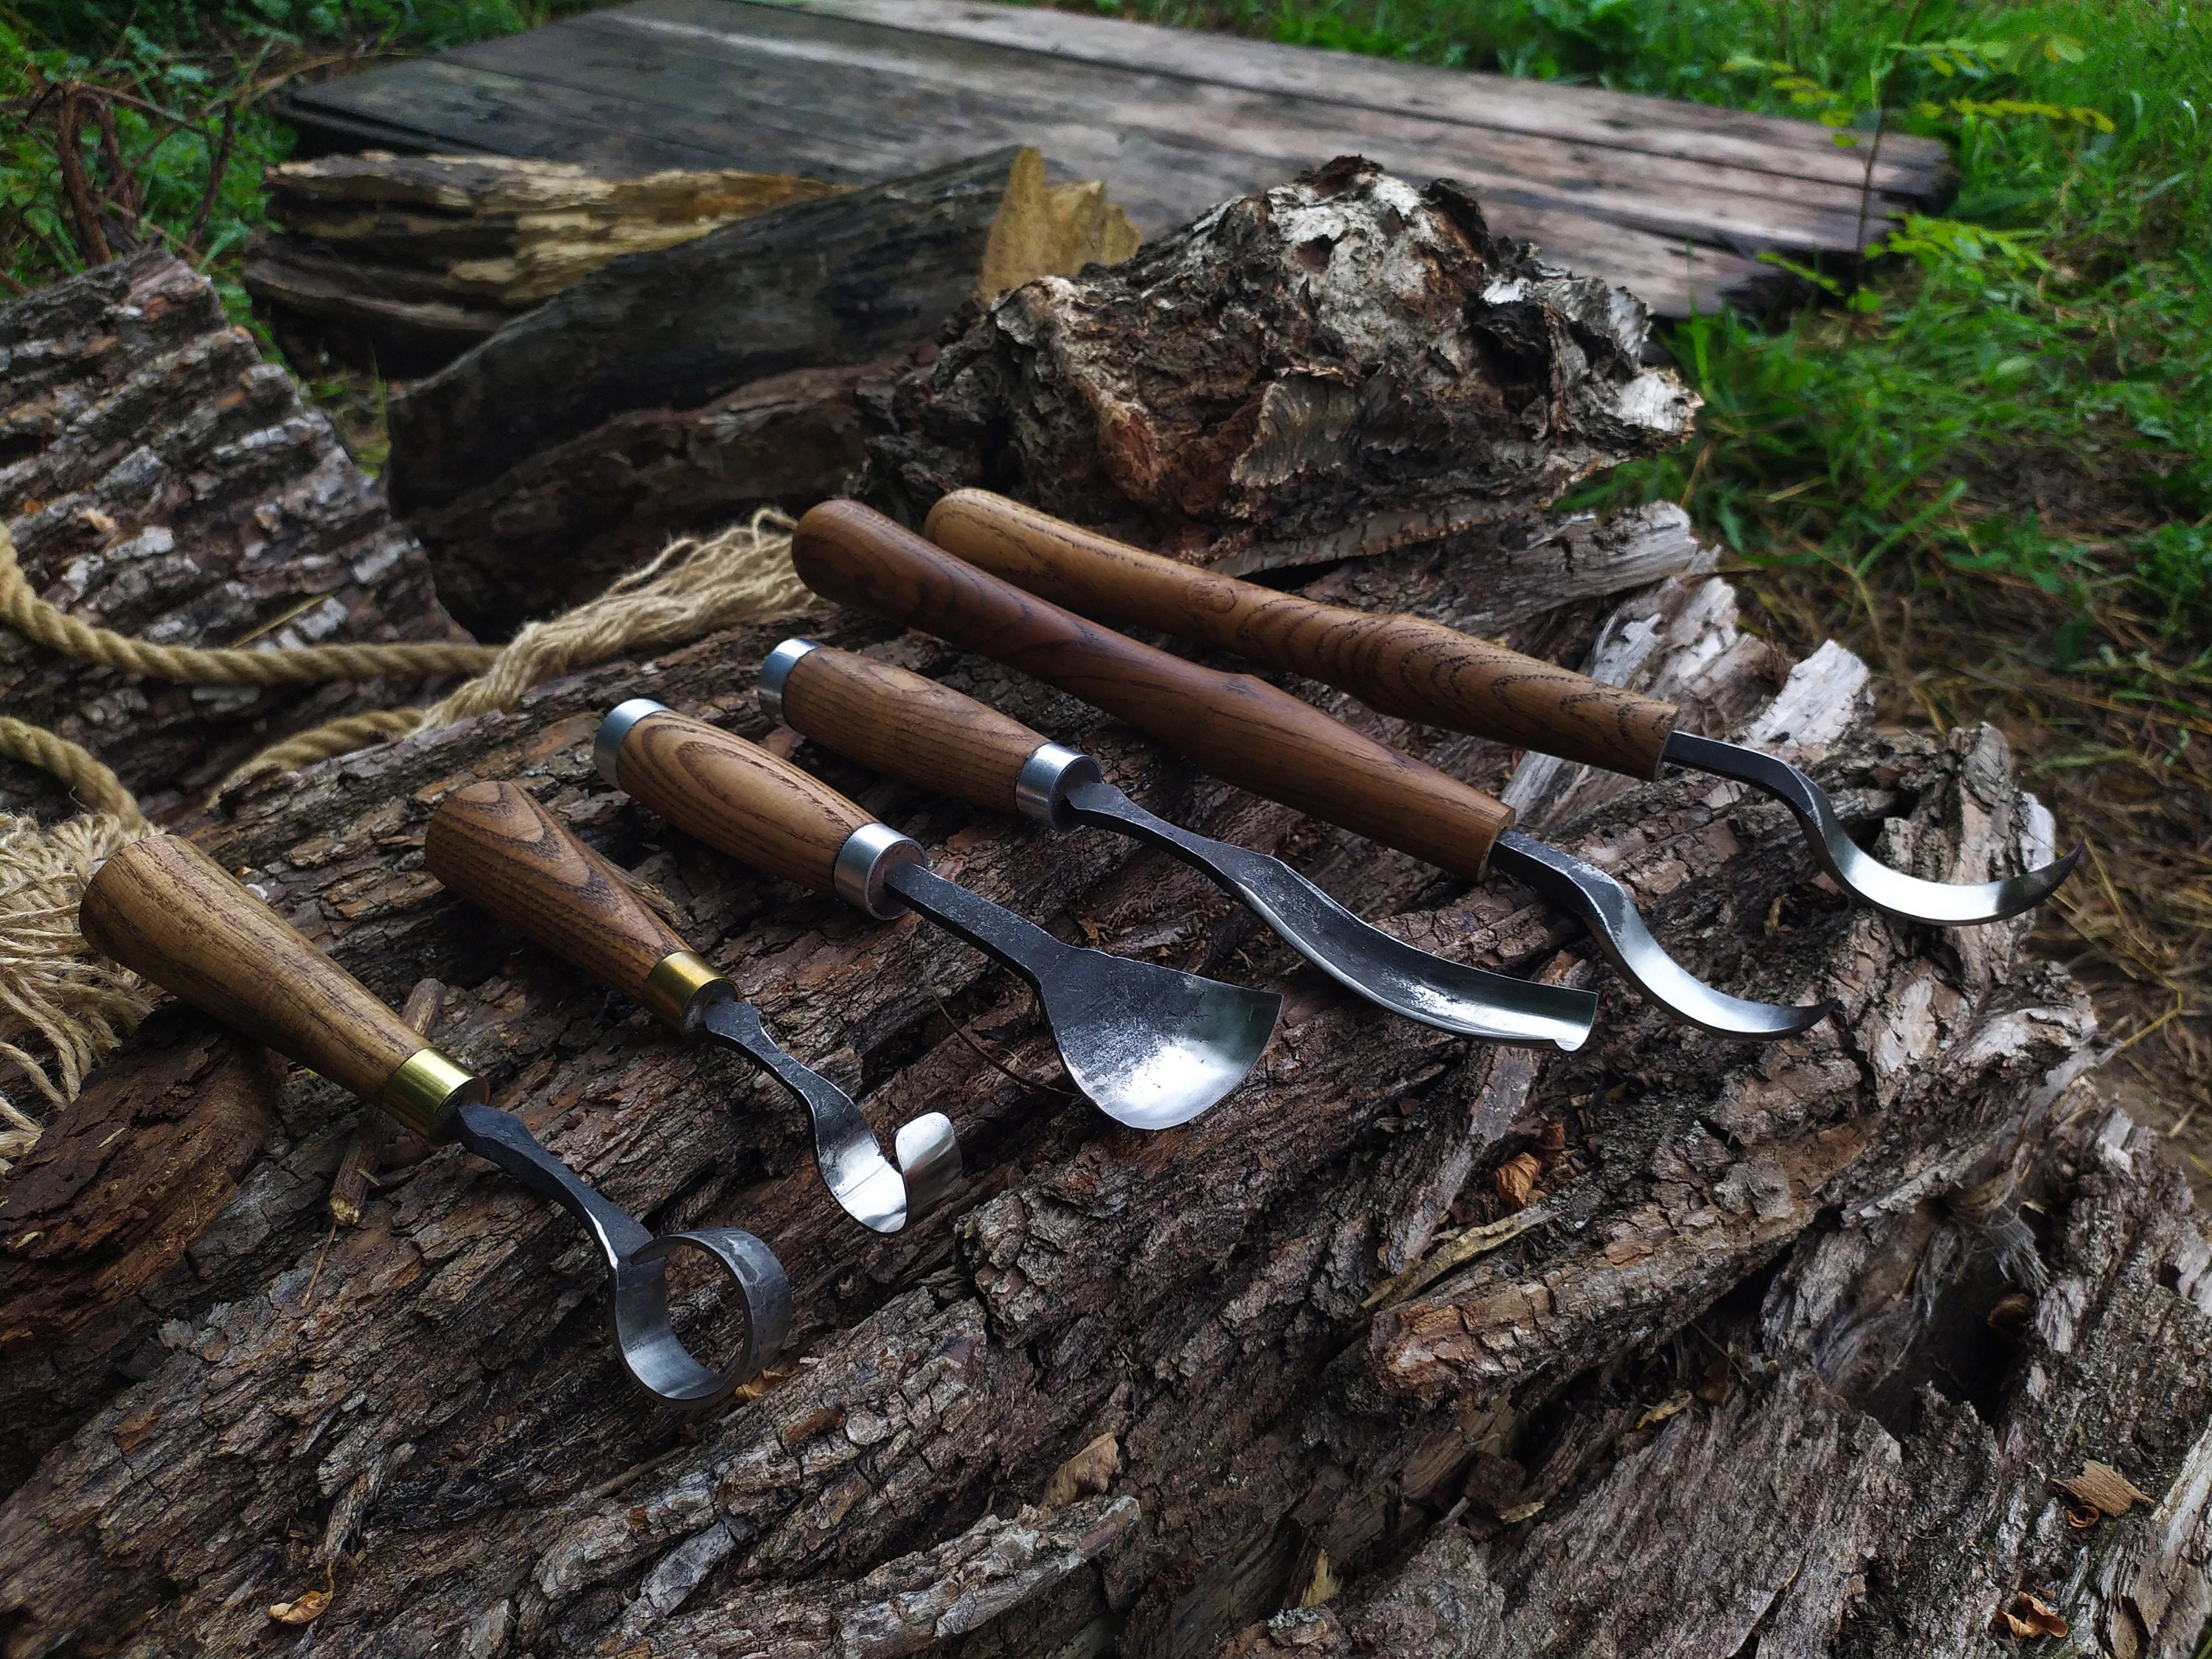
[1074,0,2212,664]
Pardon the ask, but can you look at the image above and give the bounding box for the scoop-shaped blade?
[886,863,1279,1129]
[1661,731,2080,925]
[1486,830,1834,1040]
[699,997,960,1234]
[1060,778,1594,1050]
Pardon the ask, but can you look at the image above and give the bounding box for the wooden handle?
[925,489,1681,780]
[793,501,1514,874]
[425,782,696,1018]
[80,835,443,1116]
[780,646,1049,815]
[608,709,874,894]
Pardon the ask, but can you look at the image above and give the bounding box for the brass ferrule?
[377,1047,486,1141]
[642,949,731,1029]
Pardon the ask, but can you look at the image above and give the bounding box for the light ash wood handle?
[793,500,1514,874]
[425,782,693,1015]
[780,647,1048,815]
[80,835,435,1110]
[925,489,1682,780]
[609,709,874,894]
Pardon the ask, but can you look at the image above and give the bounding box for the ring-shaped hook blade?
[1662,731,2081,925]
[1487,832,1834,1040]
[451,1101,792,1405]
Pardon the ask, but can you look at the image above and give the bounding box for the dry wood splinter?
[78,833,791,1407]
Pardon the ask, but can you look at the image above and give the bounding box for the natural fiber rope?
[0,507,808,1169]
[0,524,501,686]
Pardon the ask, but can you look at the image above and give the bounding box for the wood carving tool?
[425,781,959,1234]
[757,639,1596,1051]
[791,500,1834,1041]
[593,702,1281,1128]
[79,833,791,1407]
[925,490,2080,927]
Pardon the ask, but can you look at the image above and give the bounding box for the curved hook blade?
[1486,832,1834,1040]
[700,998,961,1234]
[1663,731,2081,925]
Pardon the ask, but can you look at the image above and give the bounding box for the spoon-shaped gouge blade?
[597,703,1281,1130]
[759,639,1595,1050]
[425,781,959,1235]
[922,489,2080,928]
[789,500,1833,1043]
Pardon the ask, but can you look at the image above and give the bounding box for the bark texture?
[3,495,2190,1657]
[0,249,472,821]
[860,156,1697,573]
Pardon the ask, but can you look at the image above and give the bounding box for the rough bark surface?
[385,148,1031,517]
[3,484,2192,1657]
[0,249,473,821]
[860,156,1697,573]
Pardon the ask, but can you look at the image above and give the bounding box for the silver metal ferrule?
[757,638,822,727]
[1012,742,1102,832]
[596,698,670,786]
[832,822,924,920]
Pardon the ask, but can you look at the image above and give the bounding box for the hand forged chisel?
[423,780,961,1234]
[790,499,1836,1042]
[592,700,1281,1128]
[925,490,2081,926]
[755,639,1596,1051]
[77,833,791,1406]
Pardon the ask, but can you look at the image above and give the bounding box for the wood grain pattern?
[793,500,1516,874]
[928,490,1683,778]
[781,646,1049,815]
[425,781,692,1011]
[611,709,874,893]
[77,836,428,1109]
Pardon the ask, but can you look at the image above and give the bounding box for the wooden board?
[280,0,1953,319]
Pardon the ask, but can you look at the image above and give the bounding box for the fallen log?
[3,521,2189,1655]
[0,249,475,822]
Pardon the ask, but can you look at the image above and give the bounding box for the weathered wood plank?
[759,0,1951,196]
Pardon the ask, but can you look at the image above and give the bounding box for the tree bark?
[858,156,1698,574]
[4,508,2189,1656]
[0,249,473,822]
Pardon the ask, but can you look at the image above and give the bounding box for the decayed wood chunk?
[861,156,1698,573]
[0,249,473,821]
[2,505,2168,1656]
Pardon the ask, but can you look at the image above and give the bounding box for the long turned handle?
[79,835,481,1140]
[791,501,1514,876]
[925,489,1681,780]
[766,641,1055,817]
[425,782,729,1029]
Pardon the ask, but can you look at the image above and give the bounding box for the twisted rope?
[0,508,808,1166]
[0,524,500,685]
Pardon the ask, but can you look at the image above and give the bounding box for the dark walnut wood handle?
[925,489,1682,780]
[793,501,1514,874]
[425,781,695,1015]
[780,646,1050,815]
[609,708,874,894]
[80,835,457,1128]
